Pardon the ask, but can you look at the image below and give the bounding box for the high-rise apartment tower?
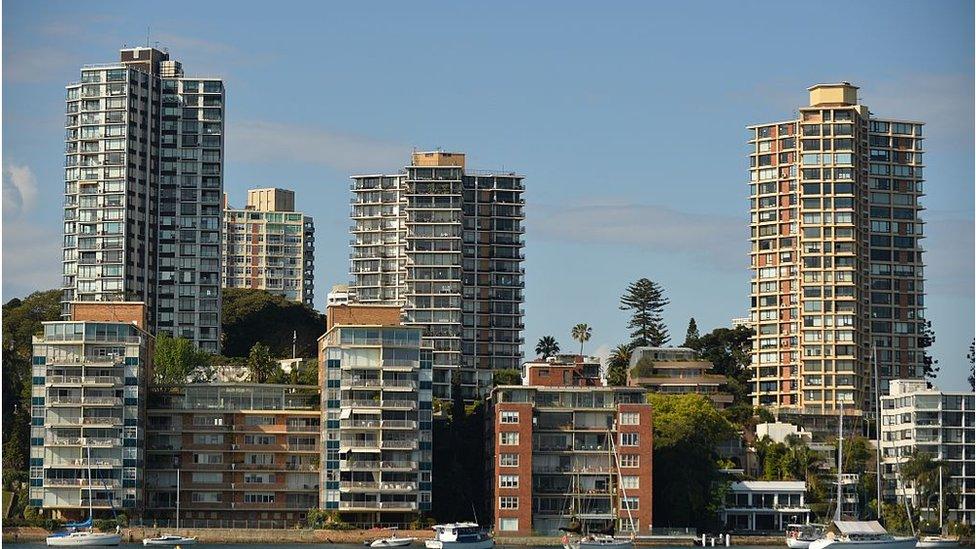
[62,47,225,352]
[222,188,315,305]
[350,152,525,399]
[748,83,925,424]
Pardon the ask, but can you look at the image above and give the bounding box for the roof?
[832,521,886,535]
[730,480,806,492]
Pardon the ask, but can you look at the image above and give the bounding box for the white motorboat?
[915,536,959,549]
[786,524,826,549]
[424,522,493,549]
[370,535,416,547]
[142,534,198,546]
[46,531,122,547]
[808,521,916,549]
[574,534,634,549]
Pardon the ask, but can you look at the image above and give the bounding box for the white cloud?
[532,201,745,269]
[153,32,236,57]
[3,162,39,216]
[226,120,411,173]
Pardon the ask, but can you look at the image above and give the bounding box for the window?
[619,454,639,468]
[620,432,639,446]
[499,453,519,467]
[619,412,639,425]
[500,432,519,445]
[499,518,519,531]
[500,411,519,424]
[499,496,519,509]
[620,476,639,489]
[499,475,519,488]
[621,497,639,510]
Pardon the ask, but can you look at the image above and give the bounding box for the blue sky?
[3,1,973,390]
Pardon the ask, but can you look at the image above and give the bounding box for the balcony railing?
[338,501,417,510]
[343,460,417,471]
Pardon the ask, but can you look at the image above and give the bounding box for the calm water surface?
[2,545,778,549]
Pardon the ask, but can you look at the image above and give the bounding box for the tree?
[967,339,974,392]
[686,325,754,406]
[647,393,736,528]
[571,323,592,356]
[619,278,670,347]
[2,290,62,474]
[492,368,522,386]
[683,317,700,347]
[535,335,560,359]
[605,344,633,386]
[246,342,278,383]
[153,333,214,384]
[222,288,326,358]
[917,320,939,382]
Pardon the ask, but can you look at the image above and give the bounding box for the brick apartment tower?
[747,83,925,427]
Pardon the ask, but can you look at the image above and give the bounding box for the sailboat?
[143,471,197,545]
[915,468,959,548]
[561,429,636,549]
[46,446,122,546]
[808,403,915,549]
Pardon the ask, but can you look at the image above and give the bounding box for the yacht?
[424,522,493,549]
[914,469,959,548]
[46,447,122,546]
[368,528,416,548]
[808,521,916,549]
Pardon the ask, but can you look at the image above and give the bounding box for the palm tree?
[535,335,560,359]
[605,344,633,386]
[571,323,592,356]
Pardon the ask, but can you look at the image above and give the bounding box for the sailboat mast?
[835,403,844,522]
[873,345,884,523]
[938,466,943,531]
[87,445,94,528]
[608,429,636,535]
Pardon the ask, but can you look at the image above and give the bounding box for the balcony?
[380,439,418,450]
[338,501,417,510]
[340,481,418,492]
[343,460,417,471]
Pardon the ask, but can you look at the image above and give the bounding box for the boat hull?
[578,541,634,549]
[425,539,494,549]
[809,538,917,549]
[142,536,198,546]
[787,539,814,549]
[371,538,416,547]
[915,539,959,549]
[46,533,122,546]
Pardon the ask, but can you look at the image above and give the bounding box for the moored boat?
[142,534,198,546]
[915,536,959,549]
[808,521,916,549]
[424,522,493,549]
[369,535,416,547]
[786,524,826,549]
[46,531,122,547]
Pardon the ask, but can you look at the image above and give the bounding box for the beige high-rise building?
[748,83,926,427]
[222,188,315,306]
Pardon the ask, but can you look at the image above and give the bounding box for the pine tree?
[918,320,939,382]
[619,278,670,347]
[683,317,700,347]
[967,339,974,392]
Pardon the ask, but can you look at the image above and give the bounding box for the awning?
[833,521,887,534]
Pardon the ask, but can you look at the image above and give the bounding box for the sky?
[3,1,973,390]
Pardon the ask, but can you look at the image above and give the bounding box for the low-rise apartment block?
[223,188,315,305]
[487,381,653,536]
[318,322,433,526]
[628,347,733,408]
[719,480,810,532]
[522,355,602,387]
[144,383,321,528]
[880,379,975,523]
[29,303,152,518]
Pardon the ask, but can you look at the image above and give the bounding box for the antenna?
[146,26,150,47]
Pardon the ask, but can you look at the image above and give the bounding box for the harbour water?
[1,545,779,549]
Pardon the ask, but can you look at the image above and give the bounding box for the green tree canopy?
[619,278,670,347]
[605,344,633,386]
[683,317,700,347]
[222,288,326,358]
[570,323,592,356]
[153,332,214,384]
[492,368,522,386]
[246,342,278,383]
[535,335,560,359]
[2,290,62,473]
[648,393,736,528]
[686,325,754,405]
